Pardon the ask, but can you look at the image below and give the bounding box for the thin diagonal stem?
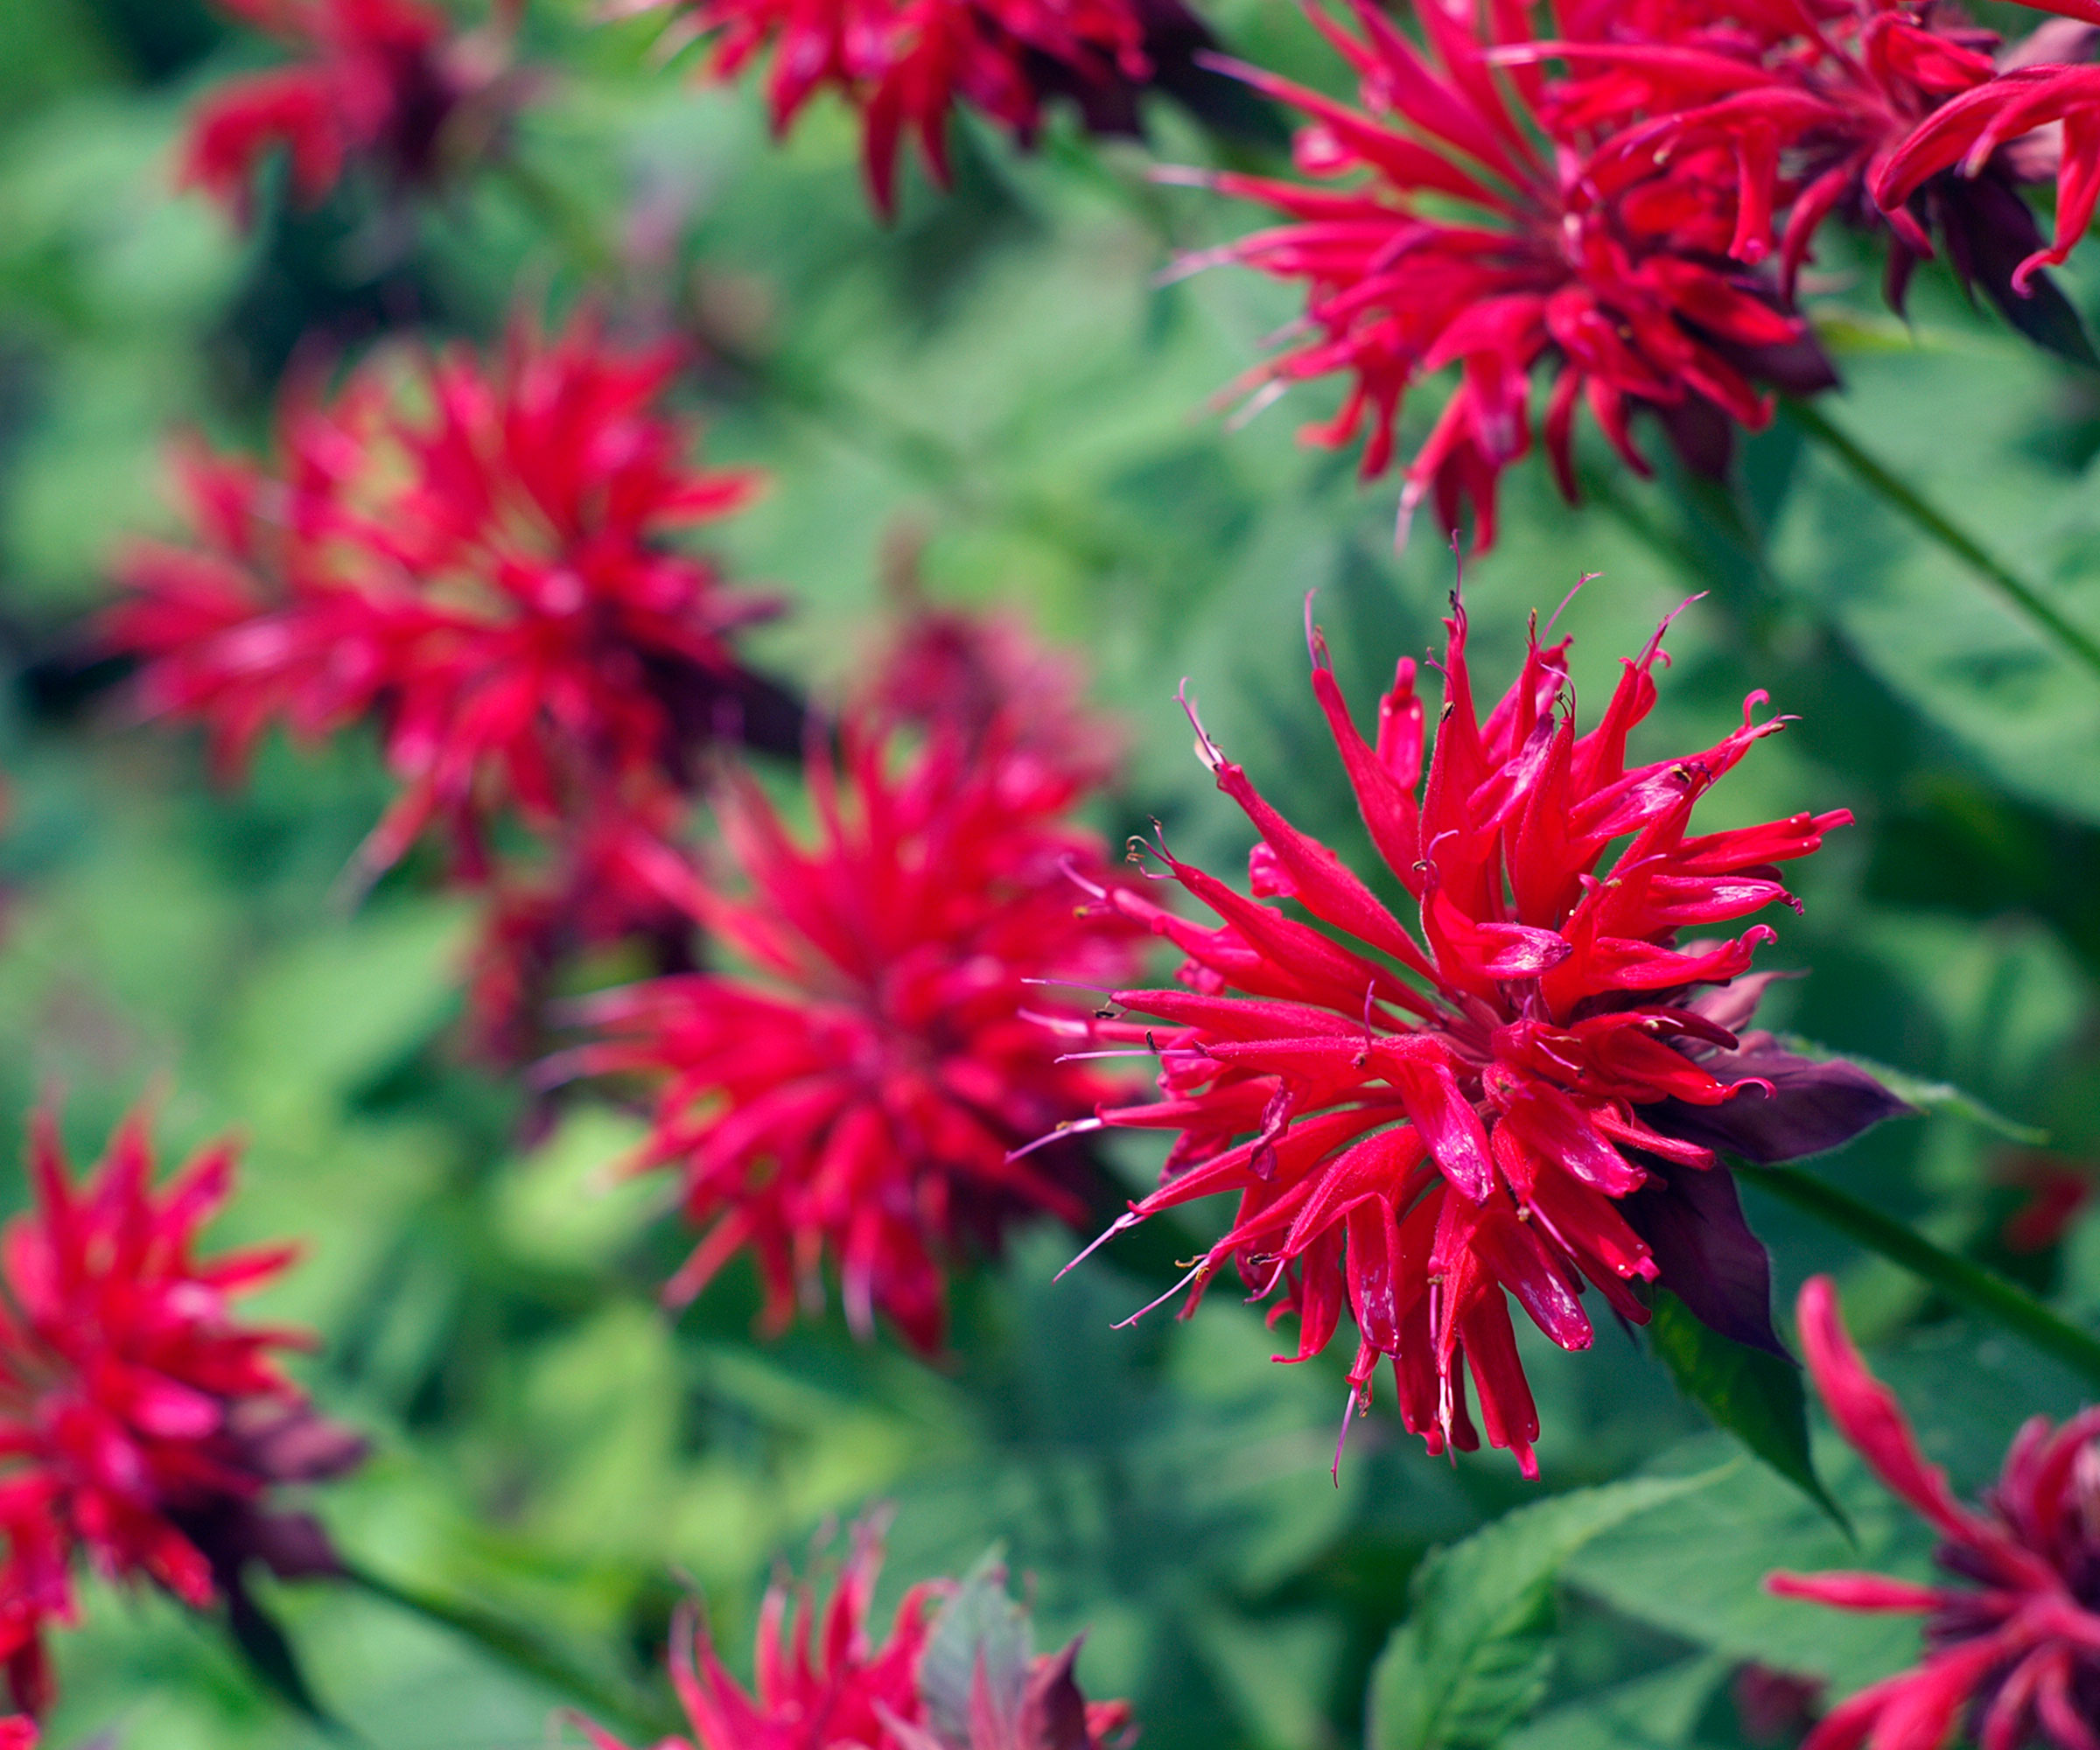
[1782,397,2100,682]
[1735,1159,2100,1388]
[341,1560,680,1740]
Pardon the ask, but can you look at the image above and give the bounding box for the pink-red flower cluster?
[0,1721,30,1749]
[1072,598,1900,1476]
[0,1108,365,1717]
[1179,0,2100,549]
[1770,1276,2100,1750]
[108,312,794,1058]
[631,0,1235,216]
[556,614,1144,1354]
[578,1515,1131,1750]
[181,0,531,225]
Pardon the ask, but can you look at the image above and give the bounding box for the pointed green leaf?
[223,1581,344,1734]
[1367,1471,1725,1750]
[1648,1288,1848,1534]
[919,1547,1032,1746]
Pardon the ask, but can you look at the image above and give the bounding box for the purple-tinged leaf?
[1018,1642,1095,1750]
[1651,1037,1912,1165]
[1623,1161,1787,1357]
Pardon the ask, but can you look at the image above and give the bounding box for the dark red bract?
[1770,1276,2100,1750]
[0,1108,364,1717]
[560,634,1147,1352]
[181,0,529,224]
[1074,598,1893,1476]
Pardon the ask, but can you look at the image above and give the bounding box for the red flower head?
[1069,595,1900,1477]
[1520,0,2100,351]
[108,312,784,891]
[0,1107,366,1717]
[630,0,1201,217]
[180,0,532,225]
[1769,1276,2100,1750]
[557,615,1145,1354]
[577,1514,1131,1750]
[1169,0,1837,551]
[0,1721,30,1749]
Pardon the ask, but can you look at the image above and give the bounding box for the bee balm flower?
[1169,0,1834,550]
[108,313,780,889]
[1530,0,2100,351]
[558,618,1146,1354]
[1769,1275,2100,1750]
[576,1514,1130,1750]
[181,0,531,225]
[1073,597,1900,1476]
[0,1108,365,1716]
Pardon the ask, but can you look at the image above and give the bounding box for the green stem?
[1735,1159,2100,1388]
[1782,397,2100,682]
[342,1561,679,1741]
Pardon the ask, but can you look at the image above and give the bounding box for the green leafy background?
[4,1,2100,1746]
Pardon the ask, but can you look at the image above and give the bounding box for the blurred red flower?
[110,313,779,886]
[0,1720,30,1749]
[1998,1152,2098,1255]
[0,1108,364,1716]
[181,0,532,224]
[556,614,1144,1354]
[1074,598,1899,1476]
[577,1514,1130,1750]
[633,0,1171,216]
[1770,1275,2100,1750]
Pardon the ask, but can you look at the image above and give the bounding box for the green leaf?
[1564,1435,1932,1698]
[1777,1035,2047,1145]
[1647,1288,1848,1534]
[1770,368,2100,825]
[919,1549,1032,1746]
[1367,1472,1723,1750]
[223,1582,343,1736]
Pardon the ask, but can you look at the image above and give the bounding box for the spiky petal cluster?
[1180,0,2100,546]
[576,1516,1130,1750]
[108,313,793,1055]
[1079,598,1899,1476]
[0,1109,365,1716]
[1769,1277,2100,1750]
[634,0,1202,216]
[181,0,530,225]
[1531,0,2100,350]
[560,622,1144,1354]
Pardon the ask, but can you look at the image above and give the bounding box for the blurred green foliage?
[4,0,2100,1746]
